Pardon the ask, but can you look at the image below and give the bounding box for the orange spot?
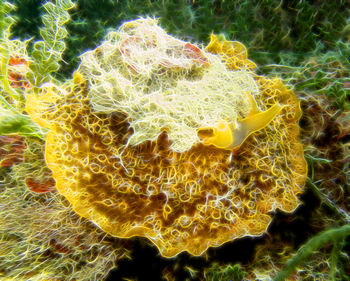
[0,135,26,167]
[184,42,210,67]
[7,55,31,89]
[25,177,56,193]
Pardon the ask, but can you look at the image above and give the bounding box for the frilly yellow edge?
[197,91,285,150]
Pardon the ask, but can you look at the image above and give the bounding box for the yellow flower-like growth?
[25,21,307,258]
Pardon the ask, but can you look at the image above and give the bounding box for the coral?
[25,19,307,258]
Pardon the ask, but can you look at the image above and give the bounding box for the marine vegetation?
[1,0,349,280]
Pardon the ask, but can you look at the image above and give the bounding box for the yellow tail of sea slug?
[197,91,285,150]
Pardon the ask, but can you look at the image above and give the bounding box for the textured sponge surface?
[78,18,258,152]
[26,19,307,258]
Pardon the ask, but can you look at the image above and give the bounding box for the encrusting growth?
[25,18,307,258]
[77,18,256,153]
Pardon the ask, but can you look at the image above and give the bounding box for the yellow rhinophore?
[197,91,284,150]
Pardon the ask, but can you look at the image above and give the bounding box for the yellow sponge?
[25,18,307,258]
[78,18,258,152]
